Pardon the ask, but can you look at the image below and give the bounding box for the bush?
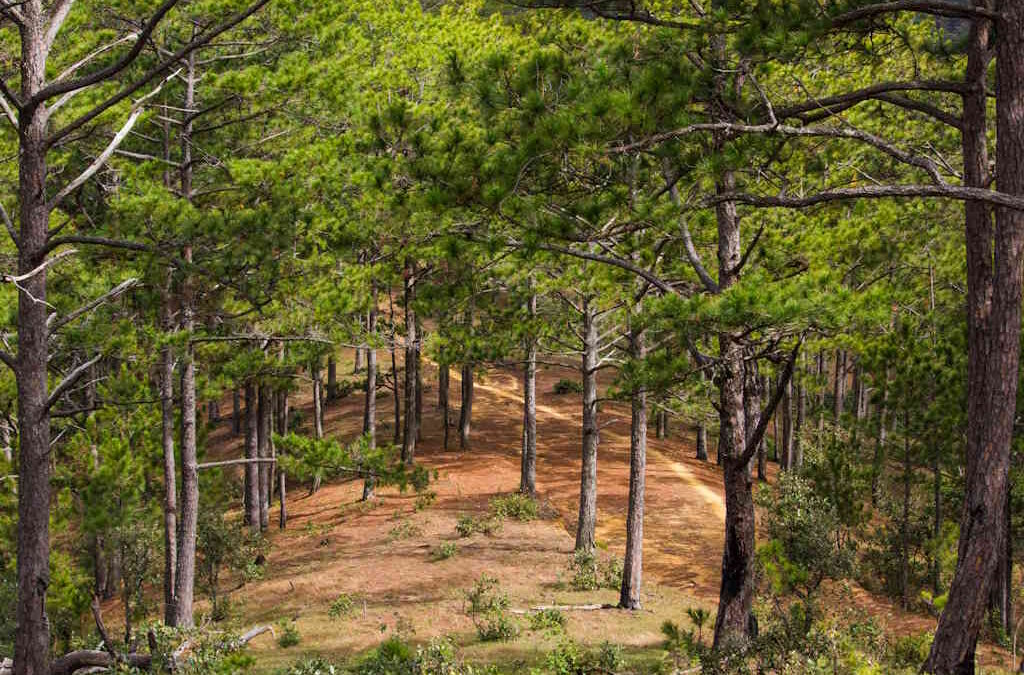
[277,620,300,648]
[276,656,338,675]
[543,640,623,675]
[431,541,457,561]
[567,550,622,591]
[464,574,519,642]
[387,519,422,541]
[455,514,503,538]
[354,637,495,675]
[528,608,567,632]
[327,593,357,619]
[489,493,538,521]
[414,491,437,512]
[887,631,934,669]
[553,379,584,395]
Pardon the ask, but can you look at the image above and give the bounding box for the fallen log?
[509,603,612,614]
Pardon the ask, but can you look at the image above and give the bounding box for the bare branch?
[48,278,138,332]
[828,0,1001,26]
[46,353,103,413]
[738,337,802,467]
[48,70,179,211]
[45,0,75,53]
[663,160,719,293]
[0,201,18,249]
[709,184,1024,212]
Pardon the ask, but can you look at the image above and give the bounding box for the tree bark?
[459,298,475,450]
[521,289,537,495]
[575,298,599,553]
[312,360,324,441]
[327,356,338,400]
[244,382,260,530]
[620,326,646,609]
[439,364,450,450]
[927,4,1022,667]
[780,377,793,471]
[159,279,178,626]
[257,384,271,531]
[363,293,378,501]
[232,389,241,436]
[402,259,417,464]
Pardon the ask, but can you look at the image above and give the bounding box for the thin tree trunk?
[794,362,806,469]
[575,299,599,553]
[620,326,646,609]
[521,287,537,496]
[781,378,793,471]
[416,317,423,443]
[389,289,401,446]
[363,293,378,501]
[312,360,324,441]
[278,470,287,529]
[232,389,241,436]
[257,384,271,531]
[159,281,178,626]
[459,298,475,450]
[402,260,417,464]
[244,382,260,530]
[901,409,911,610]
[439,364,450,450]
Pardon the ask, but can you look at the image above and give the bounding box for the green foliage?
[488,493,538,521]
[463,574,519,642]
[528,608,567,633]
[541,639,624,675]
[552,379,584,395]
[387,519,423,542]
[277,620,301,648]
[277,656,339,675]
[566,550,622,591]
[328,593,358,620]
[414,491,437,512]
[431,542,458,561]
[197,506,267,622]
[455,514,503,538]
[354,637,497,675]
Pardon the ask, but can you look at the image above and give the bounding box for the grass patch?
[489,493,538,522]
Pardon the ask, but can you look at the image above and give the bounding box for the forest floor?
[199,352,1016,673]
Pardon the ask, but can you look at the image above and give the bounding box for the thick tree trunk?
[927,6,1022,668]
[244,382,260,530]
[159,284,178,626]
[620,327,646,609]
[521,290,537,495]
[575,299,599,553]
[257,385,271,530]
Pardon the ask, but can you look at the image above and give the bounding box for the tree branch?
[738,337,802,466]
[828,0,1002,26]
[46,354,103,413]
[48,278,138,332]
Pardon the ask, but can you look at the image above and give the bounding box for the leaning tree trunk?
[244,382,260,530]
[620,326,647,609]
[575,299,599,553]
[521,289,538,495]
[926,5,1022,670]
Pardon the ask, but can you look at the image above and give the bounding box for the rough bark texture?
[926,3,1021,670]
[312,361,324,440]
[327,357,338,400]
[460,363,474,449]
[15,10,53,667]
[575,299,599,553]
[363,296,378,501]
[620,327,646,609]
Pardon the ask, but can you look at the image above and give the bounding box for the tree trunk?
[832,349,846,424]
[439,365,450,450]
[927,5,1022,668]
[402,260,417,464]
[744,358,763,479]
[174,263,198,629]
[620,326,646,609]
[696,423,708,461]
[278,470,287,529]
[389,290,401,446]
[244,382,260,530]
[575,299,599,553]
[521,289,537,496]
[327,356,338,400]
[257,384,271,531]
[159,282,178,626]
[901,409,912,610]
[780,377,793,471]
[460,363,474,449]
[312,360,324,441]
[794,363,806,469]
[232,389,241,436]
[363,295,378,501]
[416,317,423,443]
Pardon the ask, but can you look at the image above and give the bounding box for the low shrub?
[277,620,300,648]
[553,379,584,395]
[489,493,538,521]
[387,519,422,542]
[414,491,437,512]
[528,608,567,632]
[431,541,457,561]
[464,574,519,642]
[276,656,338,675]
[567,550,622,591]
[455,514,503,538]
[327,593,357,619]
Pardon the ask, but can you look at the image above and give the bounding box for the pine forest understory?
[0,0,1023,673]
